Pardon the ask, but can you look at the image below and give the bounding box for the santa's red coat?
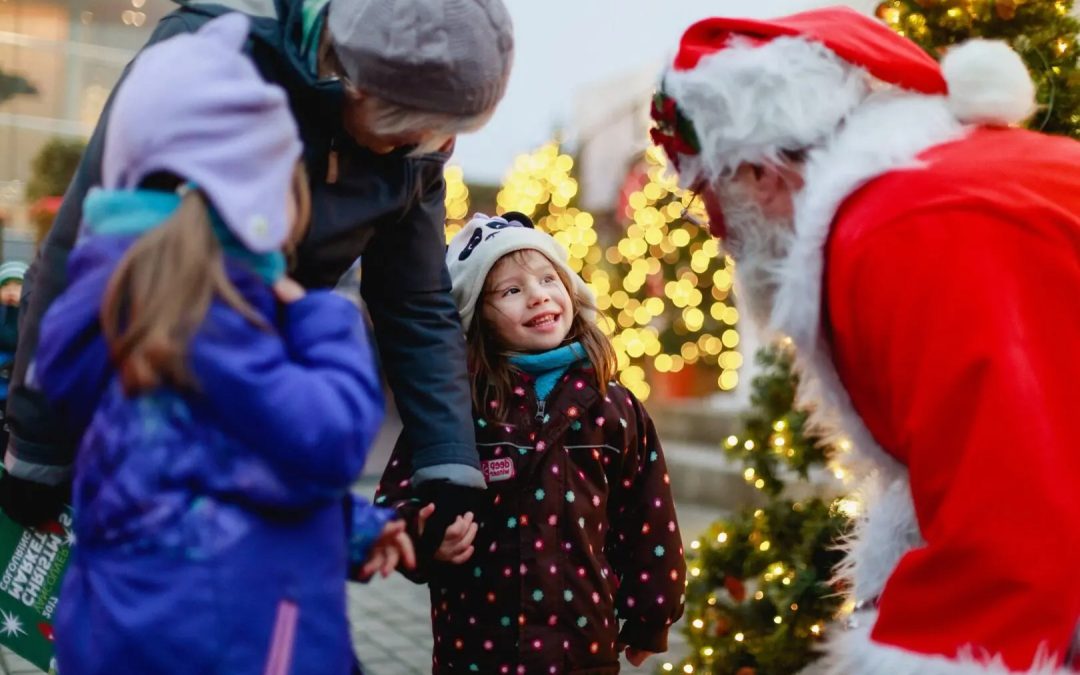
[826,126,1080,670]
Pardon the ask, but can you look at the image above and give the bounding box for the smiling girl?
[376,212,685,673]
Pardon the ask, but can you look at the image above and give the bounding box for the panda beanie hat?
[445,213,595,330]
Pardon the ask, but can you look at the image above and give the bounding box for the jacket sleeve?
[346,493,397,580]
[359,155,483,488]
[606,390,686,653]
[4,11,203,486]
[372,432,430,584]
[34,239,123,437]
[189,291,384,500]
[827,205,1080,669]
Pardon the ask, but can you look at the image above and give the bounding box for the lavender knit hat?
[102,13,302,253]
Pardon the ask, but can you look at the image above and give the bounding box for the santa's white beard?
[717,181,795,331]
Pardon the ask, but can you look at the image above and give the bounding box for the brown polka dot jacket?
[376,365,686,674]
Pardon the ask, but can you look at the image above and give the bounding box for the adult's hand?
[0,471,67,528]
[272,276,306,304]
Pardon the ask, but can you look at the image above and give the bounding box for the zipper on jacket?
[536,399,546,421]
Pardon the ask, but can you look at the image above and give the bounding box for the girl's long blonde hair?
[466,250,616,421]
[101,167,310,395]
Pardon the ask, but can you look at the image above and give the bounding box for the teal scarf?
[82,189,285,284]
[508,342,587,402]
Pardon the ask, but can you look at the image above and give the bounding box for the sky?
[453,0,877,184]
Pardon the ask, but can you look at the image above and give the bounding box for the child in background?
[0,260,27,448]
[377,213,686,673]
[34,15,406,674]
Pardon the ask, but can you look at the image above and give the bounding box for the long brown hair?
[101,167,310,395]
[465,250,616,421]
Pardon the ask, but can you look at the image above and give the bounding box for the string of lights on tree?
[876,0,1080,137]
[663,347,856,675]
[601,146,742,395]
[444,142,743,401]
[443,164,471,243]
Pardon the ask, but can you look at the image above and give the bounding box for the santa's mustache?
[715,181,794,331]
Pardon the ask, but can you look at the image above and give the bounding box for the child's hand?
[619,645,655,667]
[359,520,416,579]
[418,503,477,564]
[272,276,306,304]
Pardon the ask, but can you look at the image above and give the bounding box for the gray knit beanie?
[327,0,513,117]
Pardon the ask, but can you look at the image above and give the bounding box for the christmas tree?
[597,146,743,401]
[667,346,852,675]
[876,0,1080,137]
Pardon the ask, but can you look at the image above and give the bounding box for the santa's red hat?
[652,6,1035,192]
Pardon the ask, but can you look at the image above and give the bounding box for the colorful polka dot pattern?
[377,368,686,673]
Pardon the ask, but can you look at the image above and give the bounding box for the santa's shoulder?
[831,126,1080,251]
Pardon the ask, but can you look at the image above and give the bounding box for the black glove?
[414,479,485,564]
[0,470,68,528]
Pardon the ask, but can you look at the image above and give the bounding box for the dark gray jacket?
[6,0,481,488]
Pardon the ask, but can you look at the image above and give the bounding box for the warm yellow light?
[836,497,861,518]
[717,532,728,543]
[743,468,756,481]
[811,624,823,636]
[744,440,755,451]
[662,664,674,672]
[702,647,714,657]
[692,619,705,630]
[734,633,745,642]
[754,479,765,489]
[774,616,783,624]
[759,540,771,552]
[683,665,694,674]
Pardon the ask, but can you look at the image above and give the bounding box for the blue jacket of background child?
[33,190,387,675]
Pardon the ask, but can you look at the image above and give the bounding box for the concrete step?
[648,397,743,448]
[663,439,843,511]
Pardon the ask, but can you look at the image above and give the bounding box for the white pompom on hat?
[446,212,595,331]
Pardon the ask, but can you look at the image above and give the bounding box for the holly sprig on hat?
[649,90,701,169]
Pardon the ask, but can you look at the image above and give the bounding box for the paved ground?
[347,483,720,675]
[1,399,727,674]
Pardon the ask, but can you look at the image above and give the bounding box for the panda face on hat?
[446,213,595,332]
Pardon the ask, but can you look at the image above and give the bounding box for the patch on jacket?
[481,458,515,483]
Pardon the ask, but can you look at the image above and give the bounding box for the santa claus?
[652,6,1080,674]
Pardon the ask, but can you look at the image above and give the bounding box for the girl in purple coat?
[377,213,686,674]
[33,15,408,674]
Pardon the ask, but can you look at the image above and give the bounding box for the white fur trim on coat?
[767,91,967,479]
[832,475,921,604]
[820,611,1077,675]
[764,92,969,602]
